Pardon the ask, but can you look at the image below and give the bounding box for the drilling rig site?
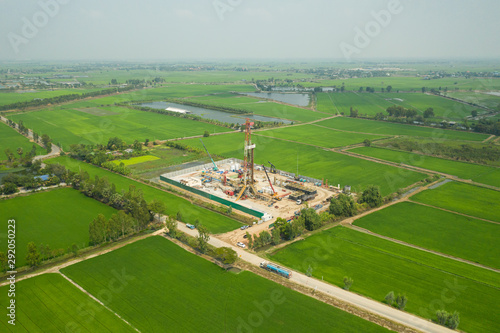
[159,119,343,241]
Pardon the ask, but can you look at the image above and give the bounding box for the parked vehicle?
[186,224,196,230]
[237,242,246,248]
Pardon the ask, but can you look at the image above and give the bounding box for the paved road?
[179,223,454,333]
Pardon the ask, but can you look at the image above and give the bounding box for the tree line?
[0,85,138,111]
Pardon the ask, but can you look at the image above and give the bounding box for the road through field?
[178,224,454,333]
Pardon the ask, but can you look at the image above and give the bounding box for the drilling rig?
[236,118,258,201]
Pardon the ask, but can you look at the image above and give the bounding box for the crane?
[262,164,280,200]
[267,161,277,174]
[199,138,218,171]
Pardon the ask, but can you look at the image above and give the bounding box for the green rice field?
[0,122,46,161]
[446,91,500,110]
[61,236,389,333]
[351,147,500,188]
[316,92,392,116]
[316,92,476,120]
[316,117,489,141]
[0,188,117,267]
[0,89,100,106]
[0,274,135,332]
[7,106,232,150]
[354,201,500,268]
[256,124,387,148]
[304,76,500,92]
[46,156,243,233]
[410,181,500,222]
[270,226,500,333]
[112,155,159,166]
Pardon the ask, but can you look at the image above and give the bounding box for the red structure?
[242,118,255,186]
[236,118,256,201]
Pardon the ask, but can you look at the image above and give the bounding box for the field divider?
[252,133,332,149]
[0,229,165,287]
[313,123,397,136]
[347,224,500,276]
[343,148,500,191]
[59,272,142,333]
[407,200,500,225]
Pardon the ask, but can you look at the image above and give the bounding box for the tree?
[447,311,460,329]
[176,211,183,222]
[89,214,108,245]
[111,78,118,85]
[214,247,237,264]
[423,108,435,118]
[306,265,313,277]
[41,134,52,152]
[363,139,371,147]
[259,230,272,245]
[148,199,166,223]
[349,108,358,118]
[329,193,357,217]
[133,140,142,151]
[26,242,40,268]
[343,276,353,290]
[359,186,383,208]
[71,243,79,257]
[0,252,8,272]
[107,137,126,150]
[471,110,478,118]
[396,294,408,310]
[271,227,281,245]
[203,130,210,137]
[197,225,210,254]
[436,310,448,325]
[246,231,253,248]
[107,213,121,241]
[165,216,178,238]
[421,87,426,93]
[4,148,15,162]
[302,208,321,231]
[385,291,395,306]
[16,147,23,158]
[144,138,150,146]
[2,182,18,195]
[386,85,392,93]
[358,87,364,93]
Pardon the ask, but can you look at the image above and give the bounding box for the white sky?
[1,0,499,61]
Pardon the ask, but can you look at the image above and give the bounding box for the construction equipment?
[199,138,218,171]
[262,164,280,200]
[268,161,277,174]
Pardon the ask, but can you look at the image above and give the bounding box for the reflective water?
[243,92,310,106]
[139,102,292,124]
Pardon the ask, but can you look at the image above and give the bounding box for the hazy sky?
[1,0,499,61]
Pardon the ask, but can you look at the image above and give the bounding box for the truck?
[260,261,292,279]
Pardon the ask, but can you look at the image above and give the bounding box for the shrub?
[343,276,353,290]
